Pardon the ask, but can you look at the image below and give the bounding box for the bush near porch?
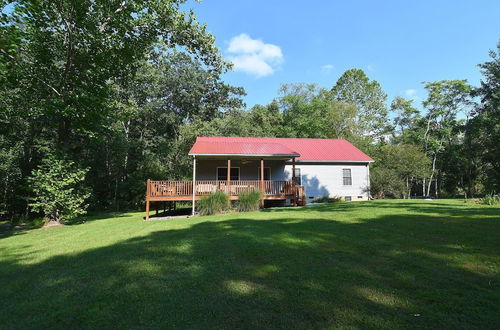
[197,191,231,215]
[237,190,263,212]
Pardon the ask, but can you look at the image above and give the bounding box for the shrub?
[28,155,90,224]
[480,193,499,205]
[237,190,262,212]
[197,191,230,215]
[314,195,343,203]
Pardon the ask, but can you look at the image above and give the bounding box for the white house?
[145,136,373,218]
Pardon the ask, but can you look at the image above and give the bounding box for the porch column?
[260,158,264,208]
[145,179,150,220]
[292,157,296,206]
[227,159,231,196]
[191,156,196,216]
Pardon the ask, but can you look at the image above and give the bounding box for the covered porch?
[145,158,304,219]
[145,138,305,219]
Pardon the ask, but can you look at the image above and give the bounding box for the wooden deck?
[145,179,305,219]
[147,180,297,201]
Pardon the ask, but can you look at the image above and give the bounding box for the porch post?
[292,157,296,206]
[191,156,196,216]
[260,158,264,208]
[145,179,150,220]
[227,159,231,196]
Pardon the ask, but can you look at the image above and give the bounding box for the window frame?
[257,167,272,180]
[342,168,352,186]
[294,168,302,186]
[216,167,240,181]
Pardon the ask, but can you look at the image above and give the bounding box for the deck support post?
[145,179,150,220]
[192,156,196,216]
[260,158,264,208]
[227,159,231,196]
[292,157,296,206]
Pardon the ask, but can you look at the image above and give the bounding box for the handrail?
[147,180,295,197]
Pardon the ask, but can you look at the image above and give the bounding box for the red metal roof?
[189,137,373,162]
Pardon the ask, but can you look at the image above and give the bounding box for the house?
[145,136,373,219]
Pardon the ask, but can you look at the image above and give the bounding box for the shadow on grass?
[1,207,498,329]
[0,221,43,239]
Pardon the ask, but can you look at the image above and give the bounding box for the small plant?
[480,193,499,205]
[237,190,262,212]
[197,191,230,215]
[314,195,343,203]
[28,155,90,225]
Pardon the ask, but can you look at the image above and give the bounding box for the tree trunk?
[426,155,437,196]
[405,177,409,199]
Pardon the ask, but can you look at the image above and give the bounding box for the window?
[258,167,271,180]
[294,168,301,186]
[342,169,352,186]
[345,196,352,202]
[217,167,240,181]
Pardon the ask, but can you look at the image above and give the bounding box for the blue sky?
[187,0,500,109]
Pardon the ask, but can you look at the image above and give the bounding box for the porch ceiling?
[193,155,295,160]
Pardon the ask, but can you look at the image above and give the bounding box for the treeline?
[0,1,498,221]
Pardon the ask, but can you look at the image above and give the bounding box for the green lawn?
[1,200,499,329]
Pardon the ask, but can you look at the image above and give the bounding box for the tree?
[370,144,431,199]
[29,155,89,224]
[278,83,359,139]
[0,1,238,217]
[331,69,389,139]
[88,48,244,210]
[472,41,500,192]
[421,80,473,196]
[391,96,420,138]
[4,0,226,146]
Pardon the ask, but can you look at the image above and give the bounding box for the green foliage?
[278,83,359,139]
[480,194,499,205]
[236,190,262,212]
[314,195,343,203]
[371,145,431,199]
[197,191,230,215]
[0,0,497,219]
[28,155,89,224]
[473,41,500,192]
[331,68,389,138]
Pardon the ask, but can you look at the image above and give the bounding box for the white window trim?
[257,167,272,180]
[342,168,352,186]
[216,167,240,181]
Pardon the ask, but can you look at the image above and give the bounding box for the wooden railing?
[148,180,295,197]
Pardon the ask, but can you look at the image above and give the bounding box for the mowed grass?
[0,200,499,329]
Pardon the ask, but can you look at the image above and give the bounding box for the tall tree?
[331,69,389,139]
[278,83,359,139]
[421,80,473,196]
[472,41,500,192]
[390,96,420,139]
[0,0,237,217]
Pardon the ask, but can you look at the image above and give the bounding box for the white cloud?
[366,64,375,72]
[405,89,417,97]
[227,33,283,78]
[321,64,334,73]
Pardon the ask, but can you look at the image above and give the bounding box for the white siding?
[284,163,370,201]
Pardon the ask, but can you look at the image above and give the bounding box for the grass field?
[1,200,499,329]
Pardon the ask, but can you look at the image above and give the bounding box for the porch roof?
[188,140,300,158]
